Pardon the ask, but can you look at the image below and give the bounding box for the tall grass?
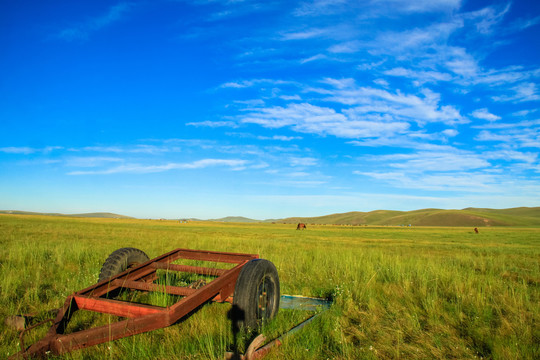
[1,215,538,359]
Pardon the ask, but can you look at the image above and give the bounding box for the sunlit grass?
[1,215,538,359]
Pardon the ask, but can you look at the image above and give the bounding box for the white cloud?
[0,146,63,154]
[473,119,540,130]
[471,108,501,121]
[241,102,344,128]
[370,20,463,56]
[257,135,302,141]
[442,47,479,77]
[357,60,386,70]
[356,171,500,192]
[186,120,239,128]
[300,54,328,63]
[279,94,302,101]
[441,129,458,137]
[475,131,513,143]
[464,3,511,34]
[475,128,540,148]
[384,67,453,83]
[293,0,349,17]
[315,81,466,125]
[281,28,328,40]
[68,159,247,175]
[0,147,36,154]
[238,102,414,139]
[289,156,318,167]
[471,66,539,86]
[512,109,537,117]
[64,156,124,167]
[74,145,177,154]
[365,151,490,173]
[328,41,361,53]
[374,0,462,14]
[219,78,296,89]
[391,152,489,172]
[484,150,537,164]
[512,15,540,31]
[373,79,389,87]
[492,82,540,103]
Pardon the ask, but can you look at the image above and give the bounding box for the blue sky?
[1,0,539,219]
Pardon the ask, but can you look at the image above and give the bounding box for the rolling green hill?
[3,207,539,226]
[0,210,133,219]
[278,207,540,226]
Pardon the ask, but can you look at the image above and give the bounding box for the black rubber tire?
[98,247,150,283]
[232,259,280,331]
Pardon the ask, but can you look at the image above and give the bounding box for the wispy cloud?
[186,120,239,128]
[0,147,36,154]
[56,2,135,41]
[364,150,490,173]
[219,78,296,89]
[68,159,247,175]
[315,80,467,125]
[475,128,540,148]
[356,171,501,192]
[492,82,540,103]
[484,150,537,164]
[0,146,63,154]
[464,3,511,35]
[257,135,303,141]
[471,108,501,121]
[281,28,329,40]
[73,145,178,154]
[384,67,453,84]
[293,0,350,17]
[294,0,462,18]
[289,156,318,167]
[64,156,124,167]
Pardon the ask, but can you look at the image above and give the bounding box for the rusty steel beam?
[170,249,258,264]
[11,249,258,359]
[151,262,227,276]
[51,311,170,355]
[74,295,164,318]
[111,279,196,297]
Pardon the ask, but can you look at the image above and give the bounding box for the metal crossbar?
[11,248,258,359]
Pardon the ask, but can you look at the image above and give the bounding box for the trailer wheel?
[98,247,149,283]
[232,259,280,330]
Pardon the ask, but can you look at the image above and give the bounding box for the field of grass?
[0,214,538,359]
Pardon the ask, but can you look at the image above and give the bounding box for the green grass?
[1,215,539,359]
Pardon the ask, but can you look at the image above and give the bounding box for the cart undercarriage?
[11,248,281,359]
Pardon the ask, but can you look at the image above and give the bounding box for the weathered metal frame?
[12,248,258,359]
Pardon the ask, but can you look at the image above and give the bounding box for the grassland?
[0,214,538,359]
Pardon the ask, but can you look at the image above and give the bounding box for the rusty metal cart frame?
[12,248,262,358]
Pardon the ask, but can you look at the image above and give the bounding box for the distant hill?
[3,207,539,226]
[209,216,260,223]
[0,210,133,219]
[277,207,540,227]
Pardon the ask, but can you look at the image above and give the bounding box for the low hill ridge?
[0,210,133,219]
[209,216,260,223]
[278,207,540,226]
[2,207,539,226]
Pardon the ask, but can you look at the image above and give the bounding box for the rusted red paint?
[11,248,258,359]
